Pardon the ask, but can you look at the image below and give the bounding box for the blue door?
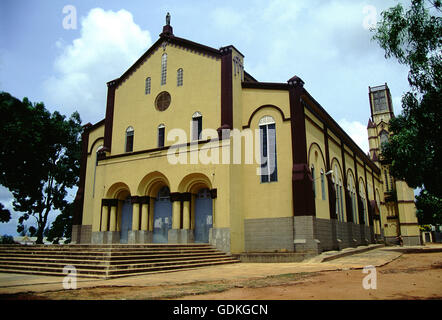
[153,186,172,243]
[120,198,132,244]
[194,188,213,243]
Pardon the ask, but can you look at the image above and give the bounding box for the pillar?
[149,196,155,231]
[101,203,109,232]
[137,196,151,243]
[109,205,117,231]
[191,194,196,230]
[132,202,140,231]
[141,203,149,231]
[182,200,190,230]
[172,200,181,229]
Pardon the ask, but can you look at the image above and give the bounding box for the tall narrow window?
[320,169,326,200]
[336,182,341,220]
[384,170,389,191]
[348,174,358,224]
[334,164,344,221]
[93,145,104,198]
[259,116,278,183]
[352,192,358,223]
[145,77,151,94]
[192,112,202,141]
[161,53,167,85]
[339,185,344,221]
[158,124,165,147]
[311,165,316,198]
[177,68,183,87]
[359,180,366,224]
[125,126,134,152]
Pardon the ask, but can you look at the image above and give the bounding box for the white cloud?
[338,118,369,154]
[43,8,152,124]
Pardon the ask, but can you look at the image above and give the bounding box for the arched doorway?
[153,186,172,243]
[120,196,132,244]
[194,188,213,243]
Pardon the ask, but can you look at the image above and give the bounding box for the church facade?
[71,18,421,255]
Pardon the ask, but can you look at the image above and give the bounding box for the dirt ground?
[1,252,441,300]
[178,252,442,300]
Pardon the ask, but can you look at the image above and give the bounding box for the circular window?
[155,91,171,111]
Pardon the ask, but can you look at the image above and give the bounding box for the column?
[141,197,149,231]
[109,205,117,231]
[101,202,109,232]
[182,199,190,230]
[172,200,181,229]
[191,194,196,230]
[132,198,140,231]
[148,197,155,231]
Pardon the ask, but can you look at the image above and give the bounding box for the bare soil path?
[177,252,442,300]
[0,250,440,300]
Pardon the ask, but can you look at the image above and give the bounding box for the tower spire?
[160,12,174,37]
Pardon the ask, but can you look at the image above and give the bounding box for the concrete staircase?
[0,244,239,279]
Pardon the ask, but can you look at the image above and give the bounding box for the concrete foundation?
[105,231,120,244]
[244,217,294,252]
[402,235,422,246]
[71,225,92,244]
[138,231,153,243]
[168,229,194,244]
[293,216,320,255]
[209,228,230,253]
[91,231,105,244]
[235,252,309,263]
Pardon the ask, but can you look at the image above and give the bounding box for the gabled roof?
[367,118,376,129]
[108,31,223,89]
[243,70,258,82]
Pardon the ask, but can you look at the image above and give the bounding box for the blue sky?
[0,0,412,235]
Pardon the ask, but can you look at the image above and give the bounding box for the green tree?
[416,190,442,225]
[0,92,82,244]
[0,203,10,223]
[0,235,15,244]
[46,201,75,244]
[373,0,442,224]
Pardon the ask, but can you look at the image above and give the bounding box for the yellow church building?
[71,16,421,255]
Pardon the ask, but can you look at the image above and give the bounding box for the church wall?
[111,44,221,155]
[82,124,105,229]
[241,88,290,127]
[240,92,294,253]
[305,116,330,220]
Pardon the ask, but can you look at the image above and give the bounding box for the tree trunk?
[36,226,44,244]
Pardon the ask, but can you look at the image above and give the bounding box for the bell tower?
[367,83,421,246]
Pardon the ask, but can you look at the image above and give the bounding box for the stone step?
[106,259,240,277]
[0,246,215,253]
[0,248,219,257]
[0,244,213,250]
[0,244,239,279]
[0,257,239,277]
[0,253,229,266]
[0,259,240,279]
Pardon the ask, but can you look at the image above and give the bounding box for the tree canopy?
[373,0,441,225]
[0,203,10,223]
[0,92,82,243]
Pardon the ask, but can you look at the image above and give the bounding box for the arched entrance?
[194,188,213,243]
[120,196,132,244]
[153,186,172,243]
